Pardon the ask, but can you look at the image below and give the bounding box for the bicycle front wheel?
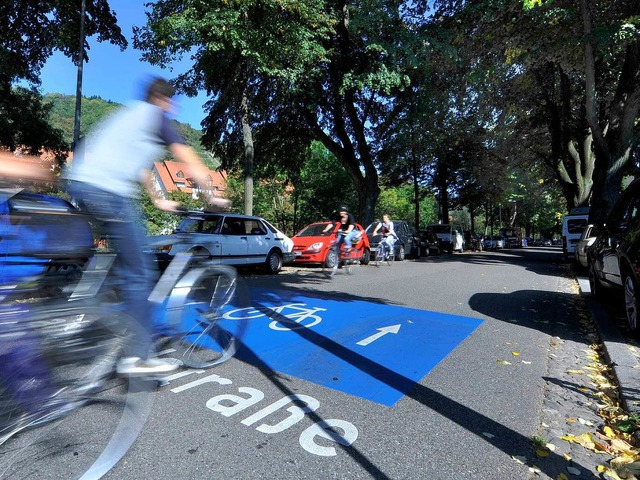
[375,246,384,267]
[165,265,238,369]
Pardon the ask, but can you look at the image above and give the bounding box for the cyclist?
[372,214,396,259]
[65,76,229,377]
[323,205,360,273]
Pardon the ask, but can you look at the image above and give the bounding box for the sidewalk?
[576,276,640,418]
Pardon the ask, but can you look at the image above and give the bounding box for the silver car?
[147,212,294,273]
[574,224,595,269]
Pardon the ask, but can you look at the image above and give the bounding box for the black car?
[418,229,441,256]
[365,220,421,261]
[464,231,484,252]
[587,178,640,332]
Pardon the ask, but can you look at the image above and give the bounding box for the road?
[1,246,602,479]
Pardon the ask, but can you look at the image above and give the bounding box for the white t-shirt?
[67,101,181,197]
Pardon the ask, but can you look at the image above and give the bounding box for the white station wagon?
[147,212,294,273]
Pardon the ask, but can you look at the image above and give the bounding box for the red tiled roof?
[153,160,226,194]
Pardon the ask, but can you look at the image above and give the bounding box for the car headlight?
[306,242,324,253]
[146,244,172,254]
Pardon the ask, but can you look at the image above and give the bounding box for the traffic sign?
[218,288,483,406]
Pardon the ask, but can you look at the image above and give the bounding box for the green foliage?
[46,93,121,146]
[0,87,67,162]
[375,184,439,227]
[139,189,209,235]
[291,142,358,230]
[219,142,358,235]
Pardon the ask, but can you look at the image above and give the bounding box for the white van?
[562,207,590,259]
[426,224,464,253]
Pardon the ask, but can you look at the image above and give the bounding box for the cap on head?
[338,205,349,213]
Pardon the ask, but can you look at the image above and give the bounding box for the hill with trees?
[44,93,218,170]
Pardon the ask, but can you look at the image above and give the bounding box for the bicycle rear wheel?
[164,265,238,369]
[387,251,395,266]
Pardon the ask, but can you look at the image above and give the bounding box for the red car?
[292,222,370,268]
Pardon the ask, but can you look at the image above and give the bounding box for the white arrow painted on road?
[356,324,401,346]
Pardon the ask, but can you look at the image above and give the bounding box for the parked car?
[574,224,595,270]
[485,235,505,250]
[464,231,484,252]
[146,212,294,273]
[418,229,441,256]
[365,220,420,261]
[291,222,370,268]
[425,224,464,253]
[0,190,94,284]
[587,178,640,331]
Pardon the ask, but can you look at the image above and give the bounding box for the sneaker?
[116,357,179,377]
[330,265,338,276]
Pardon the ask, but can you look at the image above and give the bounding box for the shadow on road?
[233,299,593,479]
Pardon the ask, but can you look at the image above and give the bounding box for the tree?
[135,0,435,226]
[433,0,640,220]
[134,0,333,216]
[0,0,126,157]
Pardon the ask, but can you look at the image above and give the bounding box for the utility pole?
[73,0,86,150]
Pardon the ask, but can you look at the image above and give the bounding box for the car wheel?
[325,249,338,269]
[188,248,211,267]
[265,250,283,274]
[623,272,640,332]
[360,248,370,265]
[397,245,405,261]
[588,261,606,301]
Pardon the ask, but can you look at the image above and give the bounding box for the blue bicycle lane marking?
[218,288,483,407]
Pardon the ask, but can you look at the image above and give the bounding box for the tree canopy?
[1,0,126,157]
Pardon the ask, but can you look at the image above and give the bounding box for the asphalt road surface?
[1,246,596,480]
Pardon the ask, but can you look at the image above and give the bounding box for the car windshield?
[296,223,331,237]
[175,215,224,234]
[428,225,451,234]
[567,219,588,234]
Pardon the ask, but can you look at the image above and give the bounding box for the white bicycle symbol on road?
[222,303,326,331]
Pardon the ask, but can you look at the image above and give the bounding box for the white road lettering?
[170,374,233,393]
[168,372,358,456]
[241,395,320,434]
[206,387,264,417]
[299,419,359,457]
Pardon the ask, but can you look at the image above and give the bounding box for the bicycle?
[329,231,364,276]
[0,205,242,478]
[374,237,396,266]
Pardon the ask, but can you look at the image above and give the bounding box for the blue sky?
[40,0,208,129]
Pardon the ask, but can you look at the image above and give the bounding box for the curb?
[577,276,640,417]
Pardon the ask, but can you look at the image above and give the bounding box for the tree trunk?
[240,87,254,216]
[581,0,640,223]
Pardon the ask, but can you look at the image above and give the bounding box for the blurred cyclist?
[65,76,229,376]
